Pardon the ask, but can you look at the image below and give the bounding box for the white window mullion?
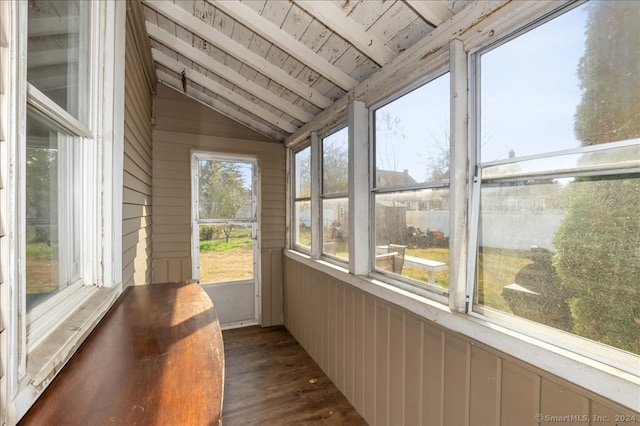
[448,38,469,312]
[56,132,69,290]
[348,100,369,275]
[310,132,322,259]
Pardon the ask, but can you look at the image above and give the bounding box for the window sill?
[13,286,121,419]
[284,249,640,412]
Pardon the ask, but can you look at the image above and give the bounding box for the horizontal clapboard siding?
[284,255,640,426]
[152,84,285,325]
[122,4,154,288]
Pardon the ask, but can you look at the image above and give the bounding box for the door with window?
[191,152,259,329]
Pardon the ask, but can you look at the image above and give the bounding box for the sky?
[374,2,591,182]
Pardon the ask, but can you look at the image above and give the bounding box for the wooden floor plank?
[222,326,367,425]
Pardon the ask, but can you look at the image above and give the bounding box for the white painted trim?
[190,151,261,326]
[348,100,369,275]
[448,39,468,313]
[285,148,292,250]
[310,132,322,260]
[284,249,640,412]
[26,84,92,138]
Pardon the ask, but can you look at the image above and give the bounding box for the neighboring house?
[1,0,638,424]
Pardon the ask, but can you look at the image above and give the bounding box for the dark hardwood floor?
[222,326,367,425]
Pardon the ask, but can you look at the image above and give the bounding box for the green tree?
[554,1,640,354]
[26,146,57,243]
[322,131,348,194]
[199,160,252,242]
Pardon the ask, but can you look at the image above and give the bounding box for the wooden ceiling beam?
[143,0,332,109]
[152,49,298,134]
[156,72,285,142]
[210,0,358,91]
[146,22,312,123]
[292,0,396,67]
[404,0,454,27]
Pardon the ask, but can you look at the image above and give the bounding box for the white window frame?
[3,0,125,421]
[190,151,259,282]
[284,0,638,412]
[319,126,350,264]
[368,68,452,300]
[291,145,312,254]
[465,1,640,375]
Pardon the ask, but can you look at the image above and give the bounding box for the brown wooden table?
[20,281,224,426]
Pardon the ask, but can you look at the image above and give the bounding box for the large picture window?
[474,1,640,355]
[372,73,450,291]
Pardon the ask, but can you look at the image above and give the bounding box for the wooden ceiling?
[141,0,470,142]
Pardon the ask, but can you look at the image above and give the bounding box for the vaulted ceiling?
[140,0,471,142]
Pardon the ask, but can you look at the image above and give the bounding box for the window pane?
[198,160,253,220]
[322,198,348,260]
[322,128,348,195]
[477,175,639,354]
[294,147,311,198]
[198,224,253,283]
[375,73,450,188]
[27,0,90,122]
[294,201,311,249]
[374,190,450,288]
[26,110,81,310]
[480,1,640,162]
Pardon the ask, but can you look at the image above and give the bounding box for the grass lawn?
[201,226,533,314]
[26,242,58,294]
[199,231,254,283]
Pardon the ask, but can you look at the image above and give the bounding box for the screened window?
[474,0,640,355]
[25,0,93,313]
[293,146,311,250]
[321,127,349,260]
[25,109,82,310]
[372,73,451,290]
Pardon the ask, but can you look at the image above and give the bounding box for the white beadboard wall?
[284,255,639,426]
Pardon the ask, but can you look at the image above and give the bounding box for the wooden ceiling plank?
[152,49,298,134]
[292,0,396,67]
[280,3,313,41]
[210,0,357,91]
[143,0,332,109]
[156,73,284,142]
[404,0,454,27]
[146,22,312,122]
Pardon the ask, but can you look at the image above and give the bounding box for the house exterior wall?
[152,84,286,325]
[284,255,639,425]
[122,3,155,288]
